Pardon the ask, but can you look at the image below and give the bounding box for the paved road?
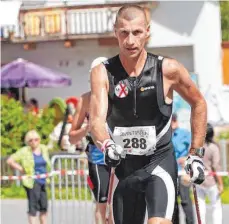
[1,200,229,224]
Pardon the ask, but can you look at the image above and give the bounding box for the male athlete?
[69,57,112,224]
[89,5,207,224]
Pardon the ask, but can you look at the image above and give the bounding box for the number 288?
[123,138,147,149]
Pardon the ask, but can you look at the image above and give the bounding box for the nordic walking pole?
[96,140,116,224]
[105,167,115,224]
[98,127,125,224]
[193,184,202,224]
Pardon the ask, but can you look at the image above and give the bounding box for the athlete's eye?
[132,30,142,36]
[121,30,129,36]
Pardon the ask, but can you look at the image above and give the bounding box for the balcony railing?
[1,7,118,42]
[1,1,156,43]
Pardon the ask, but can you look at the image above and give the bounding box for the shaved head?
[114,4,150,59]
[115,5,148,27]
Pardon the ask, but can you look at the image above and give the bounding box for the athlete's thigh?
[113,179,146,224]
[145,150,178,222]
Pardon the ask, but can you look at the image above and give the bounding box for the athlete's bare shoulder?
[161,57,180,85]
[90,63,109,91]
[162,57,204,105]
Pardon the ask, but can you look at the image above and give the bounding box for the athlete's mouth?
[126,47,138,51]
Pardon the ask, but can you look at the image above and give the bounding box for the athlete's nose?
[126,33,135,46]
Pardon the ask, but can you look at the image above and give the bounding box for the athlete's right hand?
[184,155,205,185]
[102,139,123,167]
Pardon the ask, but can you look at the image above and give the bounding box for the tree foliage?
[220,1,229,41]
[1,95,55,156]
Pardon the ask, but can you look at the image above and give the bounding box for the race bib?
[113,126,156,156]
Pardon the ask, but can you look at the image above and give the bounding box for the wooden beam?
[9,33,114,44]
[98,37,118,46]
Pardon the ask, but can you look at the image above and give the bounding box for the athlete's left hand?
[184,155,205,184]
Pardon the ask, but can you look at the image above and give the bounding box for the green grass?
[0,184,92,200]
[177,187,229,204]
[217,187,229,204]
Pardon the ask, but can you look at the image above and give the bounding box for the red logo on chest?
[115,82,128,98]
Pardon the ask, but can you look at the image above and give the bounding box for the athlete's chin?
[124,50,140,59]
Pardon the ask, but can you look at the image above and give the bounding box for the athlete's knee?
[148,217,172,224]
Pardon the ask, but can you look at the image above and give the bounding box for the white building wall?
[1,1,223,106]
[192,1,223,91]
[1,41,119,106]
[148,0,222,90]
[2,41,195,107]
[148,46,194,72]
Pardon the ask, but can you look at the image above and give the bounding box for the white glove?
[101,139,124,167]
[61,135,71,149]
[185,155,205,184]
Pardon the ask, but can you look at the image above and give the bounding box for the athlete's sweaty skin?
[89,6,207,224]
[69,92,112,224]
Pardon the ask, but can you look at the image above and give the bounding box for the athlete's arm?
[69,93,89,145]
[163,58,207,152]
[89,63,110,149]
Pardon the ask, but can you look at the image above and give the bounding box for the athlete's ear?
[113,24,118,38]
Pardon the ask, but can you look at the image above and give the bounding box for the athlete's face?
[115,16,149,58]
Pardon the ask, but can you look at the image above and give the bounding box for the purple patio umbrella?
[1,58,72,88]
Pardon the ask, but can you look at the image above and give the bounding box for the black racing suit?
[103,53,179,224]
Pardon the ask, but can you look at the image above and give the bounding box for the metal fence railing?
[50,154,95,224]
[1,139,229,187]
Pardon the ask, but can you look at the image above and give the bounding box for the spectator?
[172,113,194,224]
[196,123,224,224]
[28,98,39,115]
[7,130,51,224]
[48,99,87,153]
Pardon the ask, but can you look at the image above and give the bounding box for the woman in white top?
[196,123,224,224]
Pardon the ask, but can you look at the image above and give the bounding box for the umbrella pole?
[22,87,27,104]
[18,87,27,105]
[19,88,22,102]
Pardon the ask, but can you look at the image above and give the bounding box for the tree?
[220,1,229,41]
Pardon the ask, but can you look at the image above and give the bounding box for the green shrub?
[223,176,229,188]
[221,187,229,204]
[219,131,229,140]
[1,95,56,156]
